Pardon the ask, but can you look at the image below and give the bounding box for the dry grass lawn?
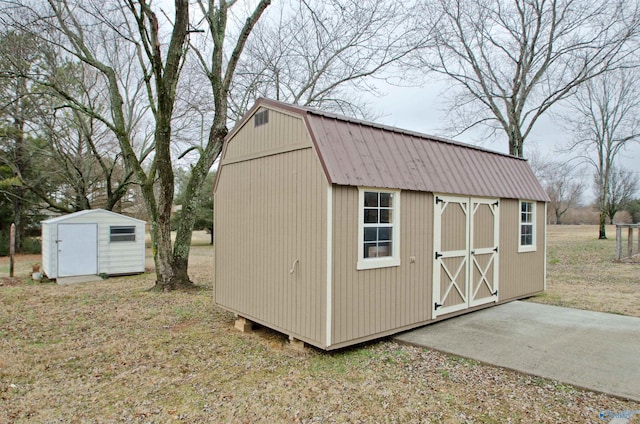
[530,225,640,317]
[1,228,639,423]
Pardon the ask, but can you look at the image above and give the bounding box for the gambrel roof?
[226,98,549,202]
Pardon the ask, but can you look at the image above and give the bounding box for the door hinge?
[493,200,499,207]
[492,289,498,296]
[434,302,442,310]
[435,196,443,204]
[493,246,498,253]
[435,251,443,260]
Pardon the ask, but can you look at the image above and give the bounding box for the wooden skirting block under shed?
[234,316,253,333]
[289,336,306,351]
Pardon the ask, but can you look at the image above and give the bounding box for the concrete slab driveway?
[394,301,640,402]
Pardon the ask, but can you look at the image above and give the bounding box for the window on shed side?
[254,109,269,127]
[110,226,136,242]
[357,189,401,270]
[518,201,536,252]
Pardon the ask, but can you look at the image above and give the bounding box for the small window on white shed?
[110,226,136,242]
[518,201,536,252]
[357,188,400,270]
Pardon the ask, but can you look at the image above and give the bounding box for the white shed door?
[432,195,470,317]
[57,223,98,277]
[433,196,499,318]
[469,199,499,307]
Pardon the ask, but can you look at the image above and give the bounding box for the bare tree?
[17,60,136,213]
[416,0,640,157]
[565,70,640,238]
[2,0,420,289]
[532,157,585,224]
[167,0,270,286]
[603,166,639,223]
[32,107,135,213]
[1,0,192,288]
[227,0,422,120]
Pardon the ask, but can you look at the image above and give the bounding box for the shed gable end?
[222,107,312,164]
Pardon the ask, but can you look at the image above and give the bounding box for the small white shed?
[41,209,146,281]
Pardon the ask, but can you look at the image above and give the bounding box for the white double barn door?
[432,195,499,318]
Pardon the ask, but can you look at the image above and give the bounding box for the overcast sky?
[361,82,639,198]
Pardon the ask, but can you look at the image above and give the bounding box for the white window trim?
[357,188,401,270]
[518,200,536,253]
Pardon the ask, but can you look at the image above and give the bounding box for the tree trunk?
[171,126,225,286]
[152,120,194,290]
[598,211,607,239]
[171,178,200,287]
[150,217,176,290]
[12,196,23,253]
[169,140,211,288]
[508,130,524,158]
[12,105,26,253]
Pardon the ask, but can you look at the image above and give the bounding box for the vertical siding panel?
[427,193,435,321]
[215,110,326,346]
[333,187,340,343]
[313,156,319,340]
[407,192,415,323]
[281,152,288,330]
[406,192,414,324]
[330,187,434,345]
[274,153,281,328]
[344,188,353,343]
[313,156,320,342]
[343,187,351,342]
[258,158,265,321]
[297,149,305,337]
[350,188,359,343]
[289,150,296,332]
[413,193,419,322]
[297,149,306,337]
[348,188,356,343]
[251,160,259,319]
[335,187,347,343]
[422,193,431,322]
[286,151,293,332]
[499,199,545,300]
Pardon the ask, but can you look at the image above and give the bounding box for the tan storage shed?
[213,98,549,350]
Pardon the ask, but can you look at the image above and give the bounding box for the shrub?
[0,231,41,256]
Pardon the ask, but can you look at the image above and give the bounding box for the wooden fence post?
[9,223,15,277]
[616,225,622,261]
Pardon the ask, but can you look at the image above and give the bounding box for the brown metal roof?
[240,98,549,201]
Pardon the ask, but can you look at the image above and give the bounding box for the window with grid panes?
[357,189,400,269]
[519,201,536,252]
